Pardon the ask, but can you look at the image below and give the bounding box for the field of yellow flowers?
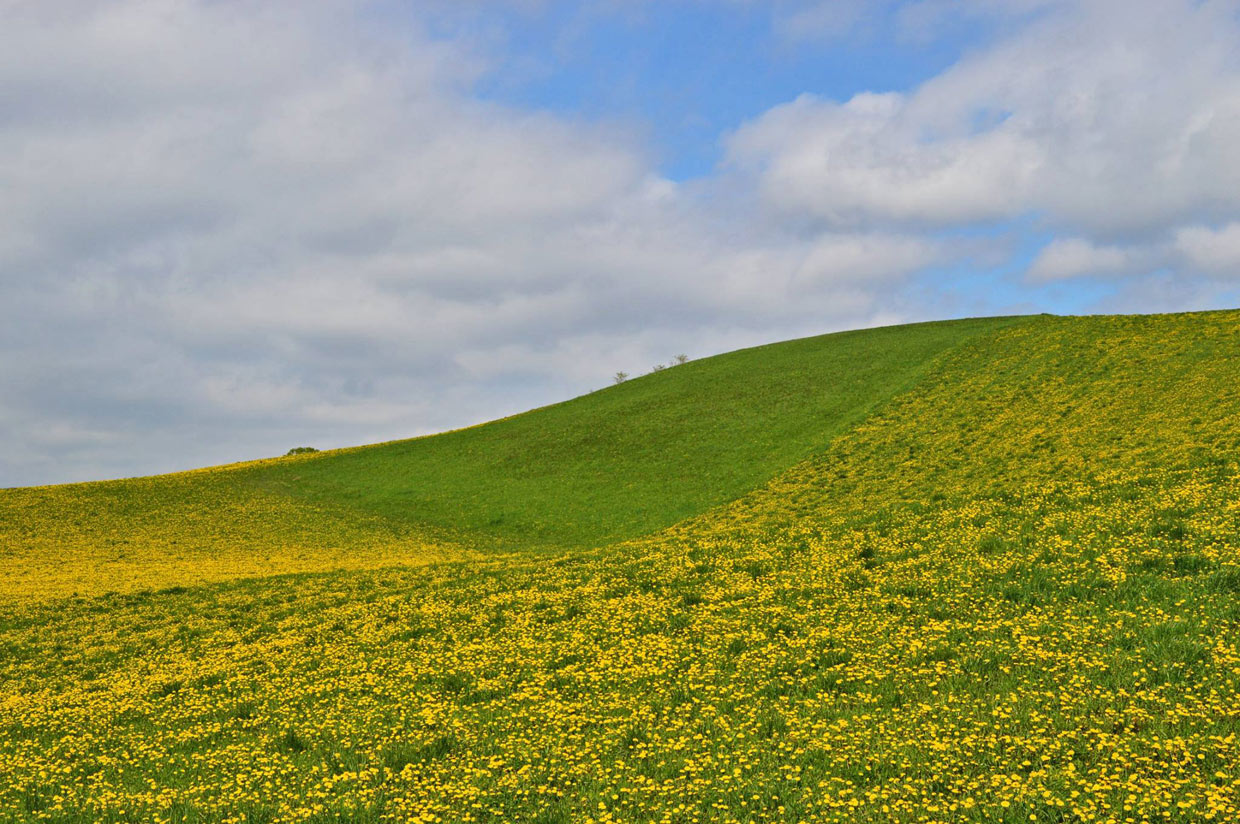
[1,311,1238,822]
[0,458,472,603]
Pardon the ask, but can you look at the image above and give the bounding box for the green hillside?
[235,315,1016,548]
[0,315,1018,600]
[712,309,1240,530]
[2,310,1239,823]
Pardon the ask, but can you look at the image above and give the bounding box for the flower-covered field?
[2,311,1238,822]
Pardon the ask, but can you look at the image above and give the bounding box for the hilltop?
[1,310,1238,823]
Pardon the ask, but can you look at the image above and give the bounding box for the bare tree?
[672,354,689,365]
[613,371,629,384]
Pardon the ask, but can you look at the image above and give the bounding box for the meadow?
[1,311,1238,822]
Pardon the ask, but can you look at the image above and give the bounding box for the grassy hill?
[0,315,1016,598]
[2,310,1239,823]
[237,315,1014,548]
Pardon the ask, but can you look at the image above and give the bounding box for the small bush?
[285,447,319,456]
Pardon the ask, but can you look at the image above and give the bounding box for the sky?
[4,0,1240,486]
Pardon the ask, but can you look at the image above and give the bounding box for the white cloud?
[1174,223,1240,275]
[726,90,1042,226]
[1026,223,1240,282]
[727,0,1240,235]
[792,233,946,287]
[0,0,944,485]
[7,0,1239,485]
[1027,238,1144,281]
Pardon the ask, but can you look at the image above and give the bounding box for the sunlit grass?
[2,309,1239,822]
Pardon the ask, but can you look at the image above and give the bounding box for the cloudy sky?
[4,0,1240,486]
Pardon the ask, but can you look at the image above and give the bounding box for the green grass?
[208,315,1019,549]
[3,457,1239,822]
[703,309,1240,531]
[5,308,1240,822]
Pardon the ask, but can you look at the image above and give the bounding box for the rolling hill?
[0,314,1017,598]
[1,310,1238,823]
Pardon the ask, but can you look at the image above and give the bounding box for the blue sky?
[460,2,991,180]
[426,0,1236,314]
[407,2,1009,179]
[3,0,1240,485]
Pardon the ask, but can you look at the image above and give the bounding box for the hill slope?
[1,309,1239,823]
[701,309,1240,532]
[0,315,1016,598]
[235,315,1016,547]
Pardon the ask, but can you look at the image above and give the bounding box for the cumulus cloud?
[727,0,1240,236]
[1026,238,1146,282]
[726,90,1041,226]
[7,0,1240,486]
[1174,223,1240,275]
[0,0,950,485]
[1032,222,1240,282]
